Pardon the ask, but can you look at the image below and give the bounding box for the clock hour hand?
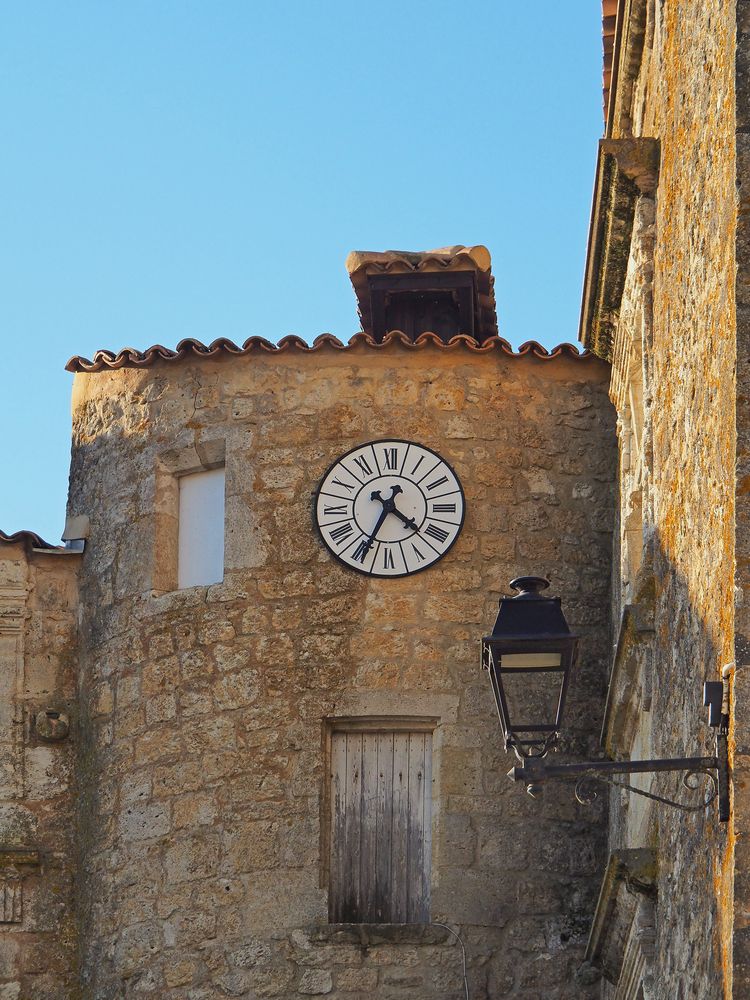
[390,506,418,532]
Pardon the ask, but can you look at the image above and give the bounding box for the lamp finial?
[509,576,550,598]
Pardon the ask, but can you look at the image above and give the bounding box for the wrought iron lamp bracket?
[572,767,718,812]
[507,682,730,821]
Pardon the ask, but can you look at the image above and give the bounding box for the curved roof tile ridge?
[1,529,63,551]
[65,333,595,373]
[345,245,492,275]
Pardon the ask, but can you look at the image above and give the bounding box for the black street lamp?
[481,577,578,758]
[481,576,730,821]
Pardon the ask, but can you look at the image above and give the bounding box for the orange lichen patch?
[65,332,597,373]
[647,0,735,992]
[717,798,736,997]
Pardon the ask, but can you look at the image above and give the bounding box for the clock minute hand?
[362,506,390,553]
[359,492,396,558]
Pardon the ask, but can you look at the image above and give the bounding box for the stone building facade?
[579,1,750,998]
[0,273,617,999]
[0,537,80,996]
[7,1,750,997]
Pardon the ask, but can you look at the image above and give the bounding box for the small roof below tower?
[345,245,498,344]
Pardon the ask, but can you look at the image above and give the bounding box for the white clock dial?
[315,439,465,577]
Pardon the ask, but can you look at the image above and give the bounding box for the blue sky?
[1,2,603,542]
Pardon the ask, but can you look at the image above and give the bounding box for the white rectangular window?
[177,467,225,589]
[329,724,432,923]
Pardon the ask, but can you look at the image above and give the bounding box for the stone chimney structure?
[345,245,498,344]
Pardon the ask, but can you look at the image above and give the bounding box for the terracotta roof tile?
[65,332,597,373]
[0,529,63,551]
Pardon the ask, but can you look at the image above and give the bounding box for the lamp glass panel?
[500,653,562,668]
[499,653,563,730]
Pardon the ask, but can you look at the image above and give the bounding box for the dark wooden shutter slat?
[360,732,378,919]
[422,734,433,920]
[390,734,410,922]
[346,733,363,922]
[407,732,430,921]
[329,729,348,921]
[374,732,394,922]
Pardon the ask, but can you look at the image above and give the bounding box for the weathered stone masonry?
[0,537,80,997]
[45,338,615,999]
[582,1,740,997]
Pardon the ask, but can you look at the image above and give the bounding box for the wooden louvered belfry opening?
[368,271,477,344]
[329,722,433,924]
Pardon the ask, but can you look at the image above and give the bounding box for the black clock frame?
[313,438,467,578]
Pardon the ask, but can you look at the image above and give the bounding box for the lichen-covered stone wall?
[731,2,750,994]
[604,1,738,997]
[644,0,736,671]
[67,345,615,999]
[0,542,80,999]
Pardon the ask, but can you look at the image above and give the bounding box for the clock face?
[315,439,465,577]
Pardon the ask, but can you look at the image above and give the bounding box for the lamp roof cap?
[510,576,550,599]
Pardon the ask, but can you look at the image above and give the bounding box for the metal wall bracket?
[507,682,730,822]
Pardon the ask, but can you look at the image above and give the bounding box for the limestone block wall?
[0,541,80,999]
[67,342,615,999]
[603,1,738,996]
[732,6,750,990]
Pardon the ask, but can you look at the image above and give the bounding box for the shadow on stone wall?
[570,529,732,999]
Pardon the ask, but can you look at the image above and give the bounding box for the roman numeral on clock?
[382,548,395,570]
[432,503,457,513]
[324,504,348,515]
[425,475,449,492]
[425,524,450,544]
[329,522,354,544]
[353,455,374,478]
[352,539,371,563]
[332,477,355,492]
[383,447,398,471]
[411,543,426,562]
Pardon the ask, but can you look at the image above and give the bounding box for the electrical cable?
[431,921,470,1000]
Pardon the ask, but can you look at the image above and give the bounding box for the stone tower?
[1,247,616,998]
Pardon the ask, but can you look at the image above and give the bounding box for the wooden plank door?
[329,729,432,923]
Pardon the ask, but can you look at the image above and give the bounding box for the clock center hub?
[353,477,427,543]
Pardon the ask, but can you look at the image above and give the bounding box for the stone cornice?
[579,138,660,361]
[0,847,41,870]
